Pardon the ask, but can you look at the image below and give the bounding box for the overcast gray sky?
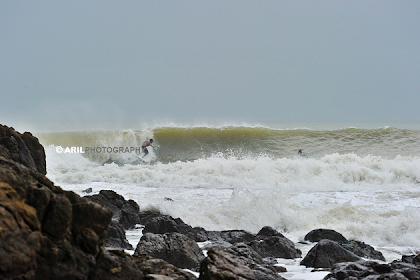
[1,1,419,123]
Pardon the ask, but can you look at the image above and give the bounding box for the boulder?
[401,254,420,266]
[248,236,302,259]
[325,259,420,280]
[106,220,133,250]
[341,240,386,262]
[133,254,197,280]
[225,243,264,265]
[85,189,141,229]
[201,241,233,251]
[0,124,46,174]
[301,239,361,268]
[304,228,348,243]
[198,248,255,280]
[225,243,286,280]
[256,226,285,239]
[206,230,256,244]
[93,249,144,280]
[0,157,113,279]
[134,232,205,269]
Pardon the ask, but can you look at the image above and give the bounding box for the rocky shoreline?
[1,124,419,280]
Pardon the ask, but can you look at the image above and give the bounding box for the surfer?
[298,150,306,157]
[142,139,154,158]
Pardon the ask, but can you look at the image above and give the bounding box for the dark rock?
[248,236,302,259]
[138,210,165,224]
[224,243,286,280]
[401,254,420,266]
[82,187,93,193]
[20,131,47,175]
[0,155,200,280]
[206,229,256,244]
[325,260,412,280]
[304,228,348,243]
[391,261,420,280]
[304,229,386,263]
[301,239,361,268]
[133,254,197,280]
[273,266,287,273]
[143,215,194,236]
[252,268,286,280]
[225,243,264,265]
[142,214,208,242]
[94,249,144,280]
[201,241,233,250]
[364,272,409,279]
[106,220,133,250]
[0,157,113,279]
[0,124,46,174]
[85,189,141,230]
[134,232,205,269]
[192,227,210,242]
[341,240,386,262]
[256,226,285,239]
[198,247,255,280]
[324,260,376,279]
[120,199,141,229]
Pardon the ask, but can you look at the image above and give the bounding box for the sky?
[1,0,420,123]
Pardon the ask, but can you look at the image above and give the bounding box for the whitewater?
[30,121,420,279]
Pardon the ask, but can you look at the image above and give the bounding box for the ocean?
[21,121,420,279]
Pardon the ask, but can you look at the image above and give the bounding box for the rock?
[256,226,285,239]
[304,229,386,262]
[84,190,138,250]
[120,199,141,229]
[82,187,93,193]
[301,239,361,268]
[20,131,47,175]
[198,247,255,280]
[304,228,348,243]
[201,240,233,250]
[0,155,200,280]
[142,213,209,242]
[0,124,46,174]
[106,220,133,250]
[206,230,256,244]
[0,157,113,279]
[401,254,420,265]
[391,261,420,280]
[134,232,205,269]
[225,243,264,265]
[138,210,165,224]
[224,243,286,280]
[325,259,420,280]
[324,260,377,279]
[143,215,194,236]
[341,240,386,262]
[248,236,302,259]
[85,189,141,229]
[94,249,144,280]
[133,254,197,280]
[94,249,199,280]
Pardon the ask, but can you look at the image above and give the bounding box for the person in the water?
[142,139,154,158]
[298,149,306,157]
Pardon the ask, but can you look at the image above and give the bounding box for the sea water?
[16,121,420,279]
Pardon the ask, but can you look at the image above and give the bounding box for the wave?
[44,147,420,248]
[37,125,420,165]
[39,123,420,250]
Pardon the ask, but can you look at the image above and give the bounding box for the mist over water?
[36,121,420,257]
